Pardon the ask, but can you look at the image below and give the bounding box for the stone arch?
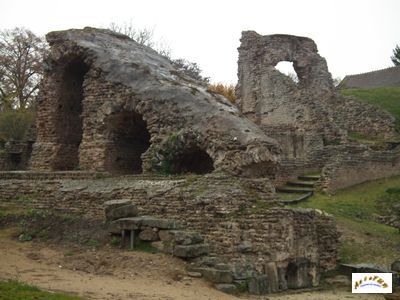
[104,110,151,174]
[167,145,214,175]
[52,56,89,170]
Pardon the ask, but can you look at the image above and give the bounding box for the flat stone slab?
[112,216,180,230]
[106,204,138,221]
[104,199,132,211]
[159,230,203,245]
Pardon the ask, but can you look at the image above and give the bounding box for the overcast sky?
[2,0,399,84]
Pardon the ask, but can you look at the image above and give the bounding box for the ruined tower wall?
[236,31,398,176]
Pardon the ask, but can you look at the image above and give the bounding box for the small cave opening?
[167,146,214,175]
[53,58,89,170]
[106,111,151,174]
[275,61,299,84]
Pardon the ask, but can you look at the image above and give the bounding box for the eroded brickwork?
[30,28,280,177]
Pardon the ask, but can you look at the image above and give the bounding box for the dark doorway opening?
[53,58,89,170]
[169,146,214,175]
[107,111,151,174]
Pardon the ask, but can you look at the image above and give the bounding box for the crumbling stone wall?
[236,31,398,168]
[30,28,280,177]
[319,145,400,192]
[0,173,339,288]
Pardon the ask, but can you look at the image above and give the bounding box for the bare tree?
[0,27,48,110]
[109,21,209,83]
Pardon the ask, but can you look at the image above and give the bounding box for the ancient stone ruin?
[1,27,399,295]
[237,31,400,190]
[29,28,279,177]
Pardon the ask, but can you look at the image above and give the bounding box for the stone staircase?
[276,174,320,204]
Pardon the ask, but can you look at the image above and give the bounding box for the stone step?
[277,192,313,204]
[287,181,315,188]
[276,186,314,193]
[297,175,321,182]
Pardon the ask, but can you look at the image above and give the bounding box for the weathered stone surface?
[231,263,257,280]
[105,204,138,221]
[237,241,253,253]
[173,244,209,258]
[140,217,180,230]
[30,27,280,177]
[138,228,159,241]
[111,217,142,230]
[104,199,132,211]
[158,230,203,245]
[392,261,400,272]
[264,262,279,293]
[151,241,173,254]
[214,284,238,295]
[198,268,233,284]
[236,30,398,161]
[248,275,268,295]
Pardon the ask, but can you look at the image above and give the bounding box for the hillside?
[340,87,400,131]
[289,175,400,266]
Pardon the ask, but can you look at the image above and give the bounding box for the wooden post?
[130,230,135,249]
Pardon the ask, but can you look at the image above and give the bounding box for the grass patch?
[133,239,158,253]
[347,131,385,145]
[289,175,400,265]
[0,280,84,300]
[340,87,400,131]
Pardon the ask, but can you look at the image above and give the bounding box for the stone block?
[106,204,138,221]
[173,244,209,258]
[248,275,268,295]
[151,241,173,254]
[104,199,131,213]
[231,263,257,280]
[111,217,143,230]
[159,230,203,245]
[138,228,159,241]
[200,268,233,284]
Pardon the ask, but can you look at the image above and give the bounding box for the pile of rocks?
[104,199,209,258]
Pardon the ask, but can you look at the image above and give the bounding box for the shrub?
[207,83,236,104]
[0,109,35,141]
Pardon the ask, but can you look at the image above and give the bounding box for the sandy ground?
[0,228,384,300]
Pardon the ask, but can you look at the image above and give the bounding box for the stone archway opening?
[53,58,89,170]
[168,146,214,175]
[275,61,299,84]
[106,111,151,174]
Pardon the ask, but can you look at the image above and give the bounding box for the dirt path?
[0,228,384,300]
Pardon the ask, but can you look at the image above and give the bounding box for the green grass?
[289,175,400,265]
[0,280,84,300]
[340,87,400,131]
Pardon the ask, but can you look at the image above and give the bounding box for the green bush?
[0,109,35,141]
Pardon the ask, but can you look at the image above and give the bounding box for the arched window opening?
[275,61,299,84]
